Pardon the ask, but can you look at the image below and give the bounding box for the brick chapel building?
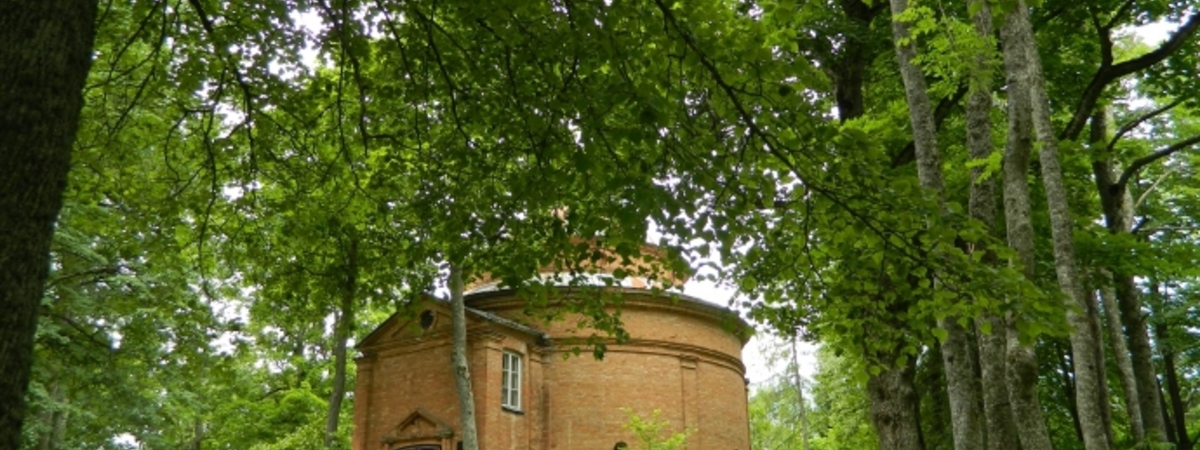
[351,250,753,450]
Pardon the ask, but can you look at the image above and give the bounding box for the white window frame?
[501,351,522,411]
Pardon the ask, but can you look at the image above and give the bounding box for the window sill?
[502,406,525,415]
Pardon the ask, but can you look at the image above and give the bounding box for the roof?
[355,293,550,350]
[465,286,754,344]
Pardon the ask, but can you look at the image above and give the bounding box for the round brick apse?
[352,287,753,450]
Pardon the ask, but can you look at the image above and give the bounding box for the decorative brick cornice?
[465,287,753,345]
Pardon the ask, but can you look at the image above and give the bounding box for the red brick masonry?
[352,287,753,450]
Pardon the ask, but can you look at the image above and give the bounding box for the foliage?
[807,347,877,450]
[620,408,692,450]
[10,0,1200,448]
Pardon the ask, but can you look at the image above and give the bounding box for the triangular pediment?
[358,297,452,349]
[357,295,547,351]
[380,408,454,444]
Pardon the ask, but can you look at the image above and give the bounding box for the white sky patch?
[1129,20,1176,45]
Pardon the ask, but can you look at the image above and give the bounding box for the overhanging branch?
[1115,134,1200,189]
[1107,98,1185,154]
[1061,12,1200,141]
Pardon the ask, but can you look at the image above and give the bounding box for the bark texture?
[867,360,925,450]
[888,0,942,195]
[325,237,358,448]
[887,2,973,449]
[0,2,98,448]
[1010,3,1112,449]
[1114,273,1168,445]
[997,5,1055,450]
[1092,126,1169,446]
[1100,273,1144,441]
[939,321,985,450]
[449,263,480,450]
[963,3,1017,450]
[1090,110,1146,444]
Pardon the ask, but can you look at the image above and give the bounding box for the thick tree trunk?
[997,5,1055,450]
[887,2,977,449]
[449,263,480,450]
[325,236,358,448]
[889,1,984,449]
[1100,272,1144,441]
[976,315,1016,450]
[832,0,881,122]
[868,358,925,450]
[963,3,1016,450]
[1114,273,1168,445]
[940,321,985,450]
[1007,3,1112,449]
[0,2,98,447]
[888,0,942,196]
[960,3,1008,450]
[1006,338,1055,450]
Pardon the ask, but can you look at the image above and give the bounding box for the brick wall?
[353,289,752,450]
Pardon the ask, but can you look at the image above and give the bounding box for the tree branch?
[1061,12,1200,141]
[1138,226,1200,236]
[1107,98,1185,155]
[1116,134,1200,189]
[1133,167,1176,210]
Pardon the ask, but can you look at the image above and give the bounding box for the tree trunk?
[36,382,67,450]
[325,235,358,448]
[997,5,1055,450]
[963,4,1018,450]
[1085,109,1117,444]
[1007,3,1112,449]
[1161,381,1178,445]
[888,0,942,197]
[940,321,985,450]
[0,2,98,447]
[889,1,984,449]
[449,262,480,450]
[1092,148,1169,446]
[186,418,204,450]
[1089,293,1116,446]
[1055,342,1084,443]
[1155,321,1192,450]
[791,336,811,450]
[882,3,959,449]
[1090,102,1166,449]
[1100,272,1144,442]
[1114,273,1168,446]
[49,405,66,450]
[831,0,881,122]
[868,358,925,450]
